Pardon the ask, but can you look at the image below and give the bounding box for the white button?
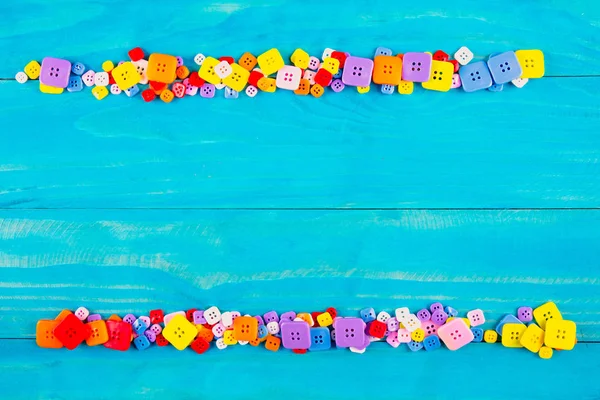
[110,84,121,95]
[454,46,474,65]
[245,85,258,97]
[511,77,528,88]
[15,71,28,84]
[194,53,206,66]
[94,71,109,86]
[376,311,391,323]
[395,307,410,323]
[215,61,232,79]
[204,306,222,325]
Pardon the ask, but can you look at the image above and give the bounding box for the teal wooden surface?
[1,0,600,398]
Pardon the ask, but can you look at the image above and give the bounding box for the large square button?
[373,56,402,85]
[544,319,576,350]
[257,48,285,76]
[459,61,493,92]
[40,57,72,88]
[342,56,373,87]
[487,51,523,84]
[53,313,91,350]
[515,49,545,78]
[162,314,198,350]
[402,52,432,82]
[422,60,454,92]
[112,61,141,90]
[36,320,63,348]
[147,53,178,84]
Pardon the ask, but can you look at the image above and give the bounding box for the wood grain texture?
[1,0,599,397]
[0,340,598,399]
[1,209,599,339]
[1,76,599,209]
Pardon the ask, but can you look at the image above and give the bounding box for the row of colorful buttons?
[36,301,572,358]
[16,46,542,99]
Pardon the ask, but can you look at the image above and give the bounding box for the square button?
[422,60,454,92]
[53,313,91,350]
[257,48,285,76]
[147,53,178,84]
[233,316,258,341]
[515,49,545,78]
[533,301,562,329]
[104,320,132,351]
[373,55,402,85]
[223,63,250,92]
[162,314,198,350]
[86,320,109,346]
[544,319,576,350]
[275,65,302,90]
[112,61,141,90]
[402,52,432,82]
[501,323,527,348]
[520,323,545,353]
[36,320,63,348]
[438,318,474,350]
[40,57,72,88]
[342,56,373,87]
[487,51,523,84]
[281,321,311,349]
[333,317,366,348]
[459,61,493,92]
[309,327,331,351]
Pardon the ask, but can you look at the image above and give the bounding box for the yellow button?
[501,323,527,348]
[162,314,198,350]
[223,330,238,345]
[316,312,333,327]
[519,323,545,353]
[411,328,425,342]
[321,57,340,75]
[544,319,576,350]
[40,83,64,95]
[257,77,276,93]
[24,60,41,80]
[257,48,285,76]
[198,56,223,85]
[160,89,174,103]
[533,301,562,330]
[422,60,454,92]
[539,346,553,359]
[102,60,115,72]
[290,48,310,70]
[223,63,250,92]
[357,85,370,94]
[91,86,108,100]
[483,330,498,343]
[515,50,545,79]
[111,62,141,90]
[398,80,414,95]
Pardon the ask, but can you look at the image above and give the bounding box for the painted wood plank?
[1,77,600,209]
[1,340,598,399]
[0,0,599,78]
[1,209,599,339]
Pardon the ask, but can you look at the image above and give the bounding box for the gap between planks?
[1,207,599,211]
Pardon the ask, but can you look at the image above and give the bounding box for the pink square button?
[466,309,485,327]
[275,65,301,90]
[437,318,474,350]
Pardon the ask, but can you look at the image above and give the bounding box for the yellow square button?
[533,301,562,330]
[501,323,527,348]
[544,319,576,350]
[223,63,250,92]
[112,61,141,90]
[162,314,198,350]
[198,56,222,85]
[398,80,414,95]
[257,48,285,76]
[519,323,545,353]
[422,60,454,92]
[515,50,545,79]
[24,60,41,80]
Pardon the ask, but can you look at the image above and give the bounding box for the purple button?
[280,311,296,323]
[387,317,399,332]
[416,309,431,322]
[150,324,162,335]
[193,310,206,325]
[87,314,102,322]
[144,330,156,343]
[333,317,366,348]
[330,79,345,93]
[254,315,265,326]
[402,52,432,82]
[123,314,136,325]
[430,302,443,313]
[200,83,215,98]
[40,57,72,88]
[431,310,448,325]
[341,56,373,87]
[517,306,533,322]
[281,321,311,349]
[263,311,279,324]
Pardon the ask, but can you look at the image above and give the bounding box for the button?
[24,60,41,80]
[484,330,498,343]
[533,301,563,329]
[517,306,533,322]
[454,46,474,65]
[437,318,474,350]
[147,53,178,84]
[515,50,545,78]
[112,61,141,90]
[333,317,366,348]
[422,60,454,92]
[91,86,108,100]
[501,323,527,348]
[281,321,311,350]
[466,309,485,327]
[238,52,258,71]
[233,316,258,341]
[520,323,545,353]
[402,52,433,83]
[257,48,285,76]
[373,55,402,85]
[309,327,331,351]
[15,71,28,84]
[162,314,198,350]
[275,65,302,90]
[544,319,576,350]
[40,57,72,88]
[36,320,63,348]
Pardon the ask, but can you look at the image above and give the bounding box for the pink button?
[437,318,474,350]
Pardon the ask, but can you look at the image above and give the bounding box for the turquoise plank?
[1,340,598,399]
[0,0,599,77]
[1,77,599,208]
[1,209,599,339]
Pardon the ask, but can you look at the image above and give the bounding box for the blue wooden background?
[1,0,600,398]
